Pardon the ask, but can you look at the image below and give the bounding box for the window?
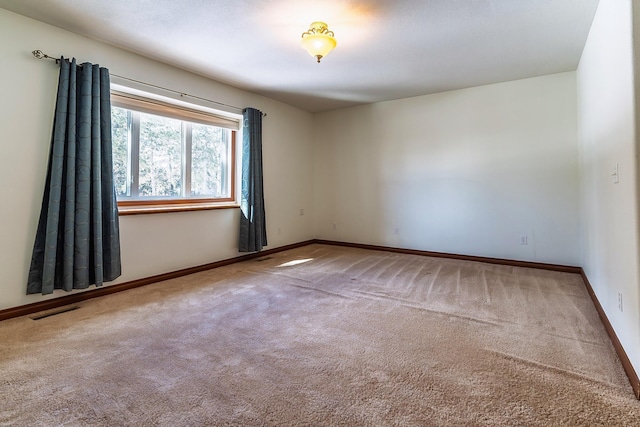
[110,92,240,214]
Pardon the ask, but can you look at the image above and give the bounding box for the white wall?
[577,0,640,375]
[313,73,580,266]
[0,9,315,311]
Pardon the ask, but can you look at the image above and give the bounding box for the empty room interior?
[2,0,640,424]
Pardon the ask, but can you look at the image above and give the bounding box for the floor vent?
[31,305,80,320]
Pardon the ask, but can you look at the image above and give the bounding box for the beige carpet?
[0,244,638,426]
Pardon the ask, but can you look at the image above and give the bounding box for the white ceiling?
[1,0,599,113]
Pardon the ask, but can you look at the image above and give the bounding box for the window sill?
[118,202,240,216]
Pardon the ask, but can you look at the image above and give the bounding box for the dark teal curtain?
[27,57,122,295]
[239,108,267,252]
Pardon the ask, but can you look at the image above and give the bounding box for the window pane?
[111,106,130,197]
[111,93,238,208]
[191,124,228,197]
[139,113,182,197]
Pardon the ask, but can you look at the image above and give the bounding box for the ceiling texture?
[1,0,600,112]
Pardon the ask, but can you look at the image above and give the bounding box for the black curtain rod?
[32,50,266,116]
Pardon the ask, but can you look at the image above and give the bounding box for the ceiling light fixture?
[300,22,337,63]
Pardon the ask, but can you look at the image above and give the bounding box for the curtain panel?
[27,57,122,295]
[239,108,267,252]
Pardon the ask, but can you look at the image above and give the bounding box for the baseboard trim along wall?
[314,240,582,274]
[580,270,640,400]
[0,240,314,322]
[2,238,638,400]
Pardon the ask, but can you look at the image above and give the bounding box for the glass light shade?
[301,34,337,61]
[300,22,337,63]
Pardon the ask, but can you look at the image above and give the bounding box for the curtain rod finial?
[32,49,60,64]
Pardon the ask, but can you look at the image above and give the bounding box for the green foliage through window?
[111,105,233,201]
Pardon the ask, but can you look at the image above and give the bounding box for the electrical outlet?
[520,236,528,245]
[299,209,304,216]
[394,228,400,235]
[277,227,282,235]
[618,292,623,312]
[332,223,336,230]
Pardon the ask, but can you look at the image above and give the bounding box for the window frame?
[110,90,241,215]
